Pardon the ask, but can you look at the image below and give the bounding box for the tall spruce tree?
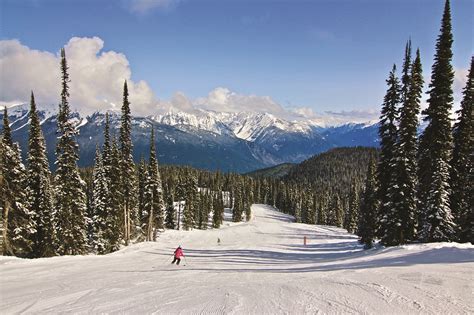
[26,92,56,257]
[106,137,123,251]
[450,57,473,243]
[143,126,165,241]
[91,147,108,254]
[378,64,401,245]
[418,0,456,242]
[358,158,378,249]
[137,156,147,227]
[346,184,360,234]
[390,48,424,245]
[165,193,176,229]
[119,80,137,245]
[182,171,197,230]
[54,48,88,255]
[1,107,35,257]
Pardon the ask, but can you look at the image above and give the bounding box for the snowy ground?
[1,204,473,314]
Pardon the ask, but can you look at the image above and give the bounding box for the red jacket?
[174,248,184,258]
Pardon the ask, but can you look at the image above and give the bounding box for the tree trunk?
[2,200,13,255]
[123,204,128,246]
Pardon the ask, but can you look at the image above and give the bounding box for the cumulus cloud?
[0,37,157,116]
[125,0,181,14]
[291,107,379,126]
[194,87,288,116]
[0,36,384,125]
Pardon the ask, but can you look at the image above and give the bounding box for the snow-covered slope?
[1,204,472,314]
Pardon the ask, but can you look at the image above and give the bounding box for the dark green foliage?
[358,158,378,248]
[119,80,137,245]
[450,56,473,243]
[26,92,56,257]
[246,163,295,179]
[346,184,360,234]
[212,191,224,228]
[54,48,88,255]
[418,0,456,242]
[91,147,108,254]
[142,126,165,241]
[377,65,401,244]
[182,171,198,230]
[1,107,35,257]
[106,138,123,251]
[390,48,424,244]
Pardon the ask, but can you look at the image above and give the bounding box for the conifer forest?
[1,0,472,260]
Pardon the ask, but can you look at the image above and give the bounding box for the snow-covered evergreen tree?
[377,64,401,245]
[358,158,378,249]
[54,48,88,255]
[165,193,176,229]
[137,156,147,227]
[26,92,56,257]
[389,47,424,245]
[143,126,165,241]
[91,147,109,254]
[450,56,473,243]
[346,184,360,234]
[232,179,244,222]
[106,137,123,251]
[1,107,35,257]
[182,171,197,230]
[212,191,224,228]
[418,0,456,242]
[330,194,343,228]
[119,80,137,245]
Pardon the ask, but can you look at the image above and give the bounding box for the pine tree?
[331,194,343,228]
[377,64,401,244]
[418,0,456,242]
[175,175,186,230]
[358,158,378,248]
[91,147,108,254]
[182,171,197,230]
[106,138,123,251]
[450,57,473,243]
[165,193,176,229]
[232,179,243,222]
[54,48,88,255]
[119,80,137,245]
[137,156,147,227]
[346,184,360,234]
[1,107,35,257]
[143,126,165,241]
[389,48,424,245]
[212,191,224,228]
[26,92,56,257]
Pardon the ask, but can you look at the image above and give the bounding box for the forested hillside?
[285,147,378,197]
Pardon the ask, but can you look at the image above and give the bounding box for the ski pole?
[183,256,188,266]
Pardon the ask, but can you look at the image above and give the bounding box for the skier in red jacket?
[172,246,184,265]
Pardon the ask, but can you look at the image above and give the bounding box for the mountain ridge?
[1,103,380,172]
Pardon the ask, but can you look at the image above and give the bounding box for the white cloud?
[126,0,180,14]
[0,37,157,116]
[291,107,379,126]
[0,36,383,126]
[194,87,288,116]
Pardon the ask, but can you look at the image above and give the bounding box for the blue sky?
[0,0,472,118]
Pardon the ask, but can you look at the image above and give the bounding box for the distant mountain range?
[1,104,379,172]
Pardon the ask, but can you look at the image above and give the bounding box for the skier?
[171,245,184,265]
